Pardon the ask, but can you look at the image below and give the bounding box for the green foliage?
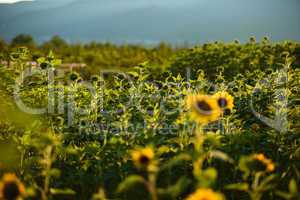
[0,37,6,50]
[0,41,299,200]
[169,40,300,80]
[11,34,36,49]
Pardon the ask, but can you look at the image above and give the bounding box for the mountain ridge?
[0,0,299,43]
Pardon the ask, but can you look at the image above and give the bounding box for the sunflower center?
[217,98,228,108]
[139,155,150,165]
[3,182,20,200]
[196,100,212,112]
[69,73,79,81]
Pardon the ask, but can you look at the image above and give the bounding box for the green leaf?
[289,179,298,193]
[52,59,62,66]
[202,167,217,181]
[275,191,291,199]
[208,150,234,164]
[258,174,277,190]
[117,175,146,193]
[225,183,249,191]
[160,153,191,171]
[158,177,191,198]
[49,168,61,178]
[128,71,139,78]
[50,188,76,195]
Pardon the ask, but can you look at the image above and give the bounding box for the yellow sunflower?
[186,94,221,125]
[253,154,275,172]
[266,163,275,172]
[185,188,224,200]
[131,147,155,169]
[253,153,266,161]
[0,173,25,200]
[213,91,234,112]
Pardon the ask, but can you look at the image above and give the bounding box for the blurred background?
[0,0,300,44]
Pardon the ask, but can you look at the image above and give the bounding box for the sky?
[0,0,33,3]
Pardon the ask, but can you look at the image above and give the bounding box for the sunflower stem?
[148,172,158,200]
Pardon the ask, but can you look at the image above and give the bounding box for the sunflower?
[253,154,275,172]
[186,94,221,125]
[90,75,101,83]
[40,62,51,70]
[185,188,224,200]
[68,72,80,82]
[266,163,275,172]
[253,153,266,161]
[131,147,155,169]
[213,91,234,112]
[0,173,25,200]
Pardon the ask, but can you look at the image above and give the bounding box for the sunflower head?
[131,147,155,169]
[68,72,80,82]
[253,154,275,172]
[185,188,224,200]
[213,91,234,112]
[266,163,275,172]
[186,94,221,125]
[253,153,265,161]
[90,75,101,83]
[40,62,51,70]
[0,173,25,200]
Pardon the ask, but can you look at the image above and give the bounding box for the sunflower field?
[0,39,299,200]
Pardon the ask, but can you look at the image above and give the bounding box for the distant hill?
[0,0,300,43]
